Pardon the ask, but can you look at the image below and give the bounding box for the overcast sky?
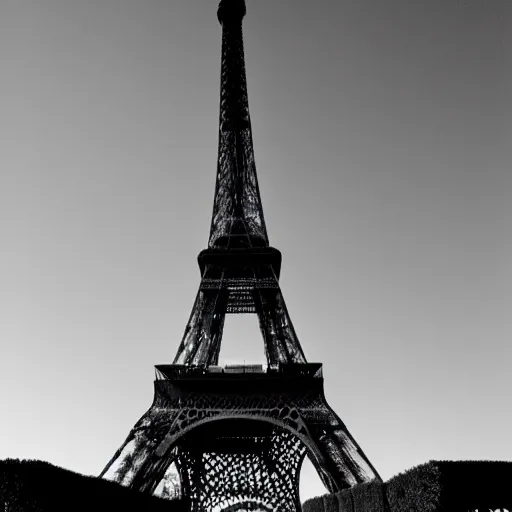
[1,0,511,502]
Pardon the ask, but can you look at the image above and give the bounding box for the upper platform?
[154,363,324,398]
[156,363,322,381]
[198,246,282,278]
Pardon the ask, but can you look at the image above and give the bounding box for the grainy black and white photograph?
[1,0,511,511]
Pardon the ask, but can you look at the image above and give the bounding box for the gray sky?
[1,0,511,502]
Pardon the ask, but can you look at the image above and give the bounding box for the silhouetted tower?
[101,1,380,510]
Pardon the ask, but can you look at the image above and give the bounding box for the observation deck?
[153,363,324,398]
[155,363,322,380]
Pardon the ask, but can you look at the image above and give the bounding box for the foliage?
[337,487,353,512]
[303,479,384,512]
[0,459,186,512]
[386,461,442,512]
[3,458,512,512]
[387,460,512,512]
[303,460,512,512]
[352,480,386,512]
[303,493,324,512]
[323,491,338,512]
[436,460,512,511]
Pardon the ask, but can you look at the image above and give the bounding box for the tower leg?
[101,407,182,490]
[302,409,381,491]
[173,286,228,366]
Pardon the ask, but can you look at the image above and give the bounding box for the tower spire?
[171,0,306,367]
[210,0,268,249]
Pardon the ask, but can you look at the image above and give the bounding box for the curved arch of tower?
[101,0,380,510]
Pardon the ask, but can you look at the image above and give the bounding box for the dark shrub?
[436,460,512,511]
[323,491,338,512]
[386,460,512,512]
[0,459,186,512]
[386,461,441,512]
[303,495,324,512]
[352,480,385,512]
[336,489,353,512]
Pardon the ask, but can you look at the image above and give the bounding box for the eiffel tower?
[101,1,380,510]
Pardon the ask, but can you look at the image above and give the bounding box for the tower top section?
[217,0,246,24]
[172,0,306,367]
[209,0,268,249]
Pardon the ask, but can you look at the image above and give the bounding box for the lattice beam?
[172,262,306,366]
[177,426,306,512]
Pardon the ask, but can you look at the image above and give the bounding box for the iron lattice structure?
[178,422,306,512]
[101,1,381,510]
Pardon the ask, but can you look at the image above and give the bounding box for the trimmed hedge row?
[303,479,385,512]
[2,458,511,511]
[353,480,385,512]
[387,460,512,512]
[0,459,186,512]
[386,460,441,512]
[303,460,512,512]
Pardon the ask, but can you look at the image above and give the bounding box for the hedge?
[303,460,512,512]
[0,459,186,512]
[352,480,386,512]
[386,461,441,512]
[336,488,353,512]
[303,479,384,512]
[386,460,512,512]
[2,458,512,512]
